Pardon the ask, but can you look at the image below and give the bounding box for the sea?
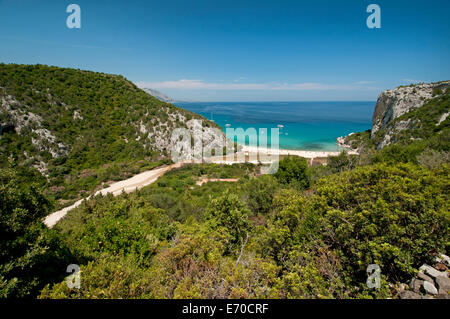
[176,101,374,151]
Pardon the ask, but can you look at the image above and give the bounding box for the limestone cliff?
[0,64,232,177]
[371,81,450,149]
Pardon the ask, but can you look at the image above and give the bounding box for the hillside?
[0,76,448,299]
[343,81,450,157]
[0,64,230,203]
[371,81,450,149]
[140,88,176,103]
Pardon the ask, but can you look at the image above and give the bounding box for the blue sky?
[0,0,449,101]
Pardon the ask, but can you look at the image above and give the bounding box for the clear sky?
[0,0,449,101]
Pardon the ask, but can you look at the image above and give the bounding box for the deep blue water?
[176,101,374,151]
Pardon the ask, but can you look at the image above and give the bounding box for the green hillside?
[0,71,448,299]
[372,92,450,151]
[0,64,217,204]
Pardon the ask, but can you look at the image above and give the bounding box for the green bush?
[274,156,310,190]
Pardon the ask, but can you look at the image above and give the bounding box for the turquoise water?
[176,102,374,151]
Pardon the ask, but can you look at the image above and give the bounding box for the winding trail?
[43,148,354,228]
[43,162,183,228]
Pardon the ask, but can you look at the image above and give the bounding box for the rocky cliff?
[371,81,450,149]
[0,64,232,178]
[140,88,176,103]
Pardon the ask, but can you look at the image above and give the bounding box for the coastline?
[240,145,358,159]
[45,145,358,228]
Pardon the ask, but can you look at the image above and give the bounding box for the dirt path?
[43,163,183,228]
[43,147,348,228]
[195,178,239,186]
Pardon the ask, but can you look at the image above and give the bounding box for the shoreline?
[239,145,358,158]
[44,146,357,228]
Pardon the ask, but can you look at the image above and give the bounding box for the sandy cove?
[240,145,358,158]
[44,146,357,228]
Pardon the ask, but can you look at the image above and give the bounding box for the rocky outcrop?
[336,134,353,150]
[136,106,233,161]
[141,88,176,103]
[1,86,231,176]
[371,81,450,137]
[1,94,69,175]
[398,253,450,299]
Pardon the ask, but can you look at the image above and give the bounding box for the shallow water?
[176,101,374,151]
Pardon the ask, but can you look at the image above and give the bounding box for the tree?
[205,190,251,249]
[274,156,310,190]
[246,175,278,215]
[0,167,71,298]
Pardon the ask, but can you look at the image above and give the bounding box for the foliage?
[37,161,449,299]
[205,190,252,250]
[245,175,279,215]
[343,130,374,151]
[0,166,73,298]
[274,156,310,190]
[0,63,213,204]
[1,66,448,299]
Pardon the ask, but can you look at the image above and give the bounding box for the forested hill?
[0,64,227,203]
[0,71,448,299]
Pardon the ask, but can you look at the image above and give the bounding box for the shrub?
[274,156,310,190]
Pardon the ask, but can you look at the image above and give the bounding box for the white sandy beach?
[240,145,358,158]
[44,145,357,228]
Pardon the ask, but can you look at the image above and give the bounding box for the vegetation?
[0,64,214,206]
[0,165,73,297]
[0,65,448,299]
[274,156,309,190]
[34,160,448,299]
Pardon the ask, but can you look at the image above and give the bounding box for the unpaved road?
[43,162,183,228]
[43,148,348,228]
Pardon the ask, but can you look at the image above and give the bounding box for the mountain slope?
[140,88,176,103]
[0,64,230,201]
[371,81,450,149]
[343,81,450,153]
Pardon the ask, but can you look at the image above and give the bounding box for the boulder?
[410,279,424,293]
[419,264,448,279]
[417,271,434,284]
[434,263,448,271]
[399,291,421,299]
[422,281,438,295]
[439,254,450,267]
[435,276,450,294]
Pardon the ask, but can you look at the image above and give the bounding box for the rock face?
[0,65,232,176]
[436,276,450,294]
[370,81,450,149]
[1,95,69,175]
[422,281,438,295]
[141,88,176,103]
[371,81,450,137]
[419,264,448,279]
[399,254,450,299]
